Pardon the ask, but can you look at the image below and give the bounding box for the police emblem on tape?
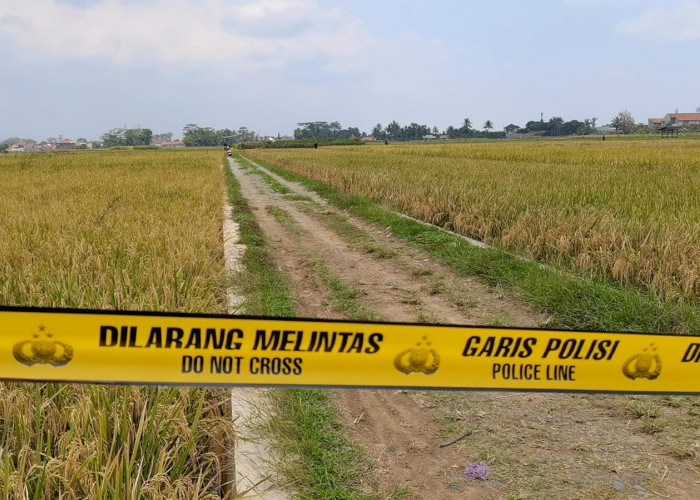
[622,344,661,380]
[394,336,440,374]
[13,326,73,367]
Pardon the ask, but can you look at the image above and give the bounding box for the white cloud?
[616,0,700,42]
[0,0,375,71]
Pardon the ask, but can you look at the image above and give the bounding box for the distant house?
[151,138,167,146]
[660,113,700,127]
[422,134,437,140]
[504,124,521,138]
[8,143,25,152]
[161,141,185,148]
[647,112,700,137]
[56,139,76,150]
[362,136,375,142]
[649,112,700,130]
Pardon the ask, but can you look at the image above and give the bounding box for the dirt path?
[228,156,700,499]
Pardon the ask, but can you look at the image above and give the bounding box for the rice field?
[0,149,233,498]
[247,139,700,303]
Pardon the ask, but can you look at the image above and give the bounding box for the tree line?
[294,119,506,141]
[291,111,660,141]
[293,122,362,140]
[0,110,679,152]
[98,124,262,147]
[517,117,597,136]
[291,117,600,141]
[182,124,260,147]
[100,128,153,147]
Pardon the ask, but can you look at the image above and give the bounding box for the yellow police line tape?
[2,307,699,394]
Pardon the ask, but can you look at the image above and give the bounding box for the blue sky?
[2,0,700,140]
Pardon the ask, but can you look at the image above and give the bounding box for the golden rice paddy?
[248,139,700,302]
[0,149,232,498]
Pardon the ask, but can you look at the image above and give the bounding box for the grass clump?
[311,258,382,322]
[265,389,374,500]
[282,194,313,202]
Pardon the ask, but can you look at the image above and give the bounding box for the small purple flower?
[463,462,490,481]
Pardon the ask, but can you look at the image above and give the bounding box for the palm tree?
[483,120,494,132]
[462,118,472,131]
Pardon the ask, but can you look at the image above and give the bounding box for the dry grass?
[248,139,700,302]
[0,149,234,498]
[429,390,700,498]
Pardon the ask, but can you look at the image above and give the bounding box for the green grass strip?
[224,158,295,317]
[282,194,313,202]
[261,202,382,323]
[308,258,383,323]
[238,153,700,335]
[222,157,373,498]
[233,153,291,194]
[266,389,374,500]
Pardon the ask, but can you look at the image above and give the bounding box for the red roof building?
[668,112,700,121]
[56,139,76,150]
[661,113,700,127]
[649,113,700,132]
